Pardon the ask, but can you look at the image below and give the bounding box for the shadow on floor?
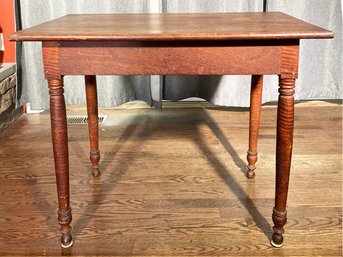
[65,106,271,253]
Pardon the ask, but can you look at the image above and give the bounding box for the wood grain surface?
[57,41,281,76]
[247,75,263,179]
[48,78,73,248]
[85,75,100,177]
[0,101,341,256]
[9,12,334,41]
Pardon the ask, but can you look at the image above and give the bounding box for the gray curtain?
[163,0,342,105]
[16,0,342,110]
[267,0,342,101]
[17,0,153,110]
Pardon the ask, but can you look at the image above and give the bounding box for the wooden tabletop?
[9,12,333,41]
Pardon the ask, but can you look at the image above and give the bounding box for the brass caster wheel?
[270,239,283,248]
[246,169,256,179]
[61,239,74,249]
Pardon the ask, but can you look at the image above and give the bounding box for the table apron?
[44,42,283,76]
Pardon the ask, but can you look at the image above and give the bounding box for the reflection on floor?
[0,101,341,256]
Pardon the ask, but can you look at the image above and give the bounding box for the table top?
[9,12,333,42]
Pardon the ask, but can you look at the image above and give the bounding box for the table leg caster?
[246,166,256,179]
[271,208,287,248]
[58,208,73,249]
[90,150,100,177]
[61,238,74,249]
[92,167,100,177]
[270,239,283,248]
[246,151,257,179]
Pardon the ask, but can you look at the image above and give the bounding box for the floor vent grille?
[66,115,107,124]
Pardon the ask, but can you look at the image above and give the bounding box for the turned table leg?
[271,76,295,248]
[85,75,100,177]
[247,75,263,179]
[48,78,73,248]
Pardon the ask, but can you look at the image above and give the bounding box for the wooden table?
[9,12,333,249]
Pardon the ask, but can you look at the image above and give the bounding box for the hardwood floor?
[0,101,341,256]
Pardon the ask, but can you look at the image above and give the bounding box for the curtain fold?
[163,0,342,106]
[17,0,152,110]
[268,0,342,101]
[16,0,342,110]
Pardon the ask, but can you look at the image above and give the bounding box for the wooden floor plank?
[0,101,341,256]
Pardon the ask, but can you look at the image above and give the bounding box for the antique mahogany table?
[9,12,333,249]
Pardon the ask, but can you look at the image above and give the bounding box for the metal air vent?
[66,115,107,124]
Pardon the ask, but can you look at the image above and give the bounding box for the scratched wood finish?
[8,12,334,41]
[58,41,281,75]
[0,102,341,256]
